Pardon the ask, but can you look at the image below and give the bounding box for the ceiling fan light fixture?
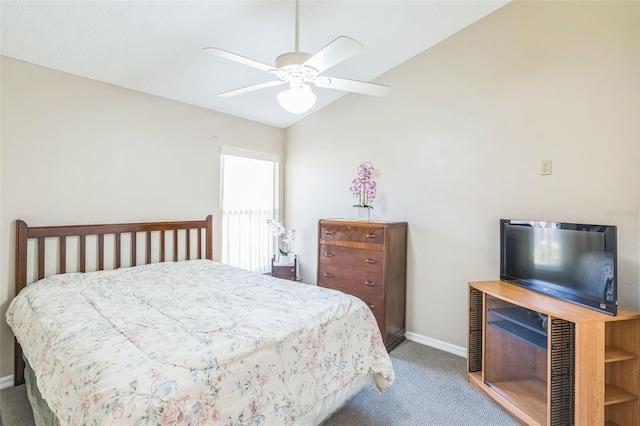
[277,84,316,114]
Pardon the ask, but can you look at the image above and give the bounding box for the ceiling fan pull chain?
[294,0,300,53]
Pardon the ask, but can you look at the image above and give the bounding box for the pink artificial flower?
[350,162,377,206]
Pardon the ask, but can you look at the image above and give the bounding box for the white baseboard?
[405,331,467,358]
[0,375,14,390]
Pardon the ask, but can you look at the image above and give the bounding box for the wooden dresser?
[317,219,407,351]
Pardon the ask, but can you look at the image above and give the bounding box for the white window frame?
[219,147,280,272]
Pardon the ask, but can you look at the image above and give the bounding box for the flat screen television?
[500,219,617,315]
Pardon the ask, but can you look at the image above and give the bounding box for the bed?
[6,216,394,425]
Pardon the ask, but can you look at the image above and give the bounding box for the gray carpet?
[0,383,35,426]
[0,341,517,425]
[323,340,518,425]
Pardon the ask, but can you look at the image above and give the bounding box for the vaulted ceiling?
[1,1,509,128]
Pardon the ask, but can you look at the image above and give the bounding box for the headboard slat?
[131,232,137,267]
[173,229,178,261]
[161,230,166,262]
[115,233,121,269]
[79,235,86,273]
[186,230,191,260]
[146,231,152,265]
[59,237,66,274]
[98,234,105,270]
[37,238,45,280]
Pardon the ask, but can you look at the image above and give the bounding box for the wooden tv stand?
[467,281,640,426]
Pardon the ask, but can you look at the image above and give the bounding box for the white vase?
[279,254,290,264]
[355,206,372,221]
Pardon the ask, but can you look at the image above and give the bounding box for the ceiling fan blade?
[219,80,287,97]
[302,36,363,74]
[203,47,276,73]
[314,76,390,97]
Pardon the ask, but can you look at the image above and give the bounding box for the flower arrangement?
[266,219,296,255]
[350,161,377,208]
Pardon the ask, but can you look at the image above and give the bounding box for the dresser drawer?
[317,265,384,298]
[318,245,383,272]
[319,223,385,245]
[271,264,296,280]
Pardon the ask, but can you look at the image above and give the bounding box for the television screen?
[500,219,617,315]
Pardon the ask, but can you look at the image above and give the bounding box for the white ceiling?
[1,1,509,129]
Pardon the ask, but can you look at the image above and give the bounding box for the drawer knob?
[367,304,376,309]
[323,253,334,257]
[365,258,377,264]
[364,281,376,287]
[323,272,333,277]
[366,233,377,238]
[323,230,335,235]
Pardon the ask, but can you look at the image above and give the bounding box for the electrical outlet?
[540,160,552,175]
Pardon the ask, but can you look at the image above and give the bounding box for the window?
[220,148,279,272]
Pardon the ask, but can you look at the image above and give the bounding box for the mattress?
[7,259,394,425]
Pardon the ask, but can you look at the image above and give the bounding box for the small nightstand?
[271,256,300,281]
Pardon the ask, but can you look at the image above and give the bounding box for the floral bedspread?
[6,260,394,425]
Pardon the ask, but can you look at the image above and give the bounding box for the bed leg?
[14,340,25,386]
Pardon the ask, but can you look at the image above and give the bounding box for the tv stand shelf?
[488,307,548,350]
[605,384,637,405]
[605,345,637,363]
[488,320,547,350]
[468,280,640,426]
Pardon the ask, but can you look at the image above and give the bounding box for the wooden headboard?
[13,215,213,385]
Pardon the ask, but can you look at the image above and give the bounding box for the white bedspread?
[6,260,394,425]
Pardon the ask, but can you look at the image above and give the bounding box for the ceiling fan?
[203,0,390,114]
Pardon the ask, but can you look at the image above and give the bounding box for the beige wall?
[0,57,285,378]
[285,1,640,350]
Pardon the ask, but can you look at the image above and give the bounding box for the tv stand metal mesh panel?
[550,318,575,426]
[468,287,483,373]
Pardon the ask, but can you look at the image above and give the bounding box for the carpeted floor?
[0,340,518,425]
[323,340,518,425]
[0,383,34,426]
